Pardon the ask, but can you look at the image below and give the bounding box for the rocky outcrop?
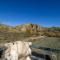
[19,24,42,32]
[0,41,32,60]
[17,24,43,36]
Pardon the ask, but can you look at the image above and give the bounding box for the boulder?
[4,41,32,60]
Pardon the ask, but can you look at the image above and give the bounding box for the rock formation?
[0,41,32,60]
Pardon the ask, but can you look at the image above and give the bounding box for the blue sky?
[0,0,60,27]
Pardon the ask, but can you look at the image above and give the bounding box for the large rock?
[1,41,32,60]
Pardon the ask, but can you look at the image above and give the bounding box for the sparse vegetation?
[0,23,60,43]
[0,23,60,60]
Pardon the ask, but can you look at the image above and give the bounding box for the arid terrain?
[0,23,60,60]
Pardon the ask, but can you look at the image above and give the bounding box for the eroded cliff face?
[0,41,32,60]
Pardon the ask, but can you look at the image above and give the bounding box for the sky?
[0,0,60,27]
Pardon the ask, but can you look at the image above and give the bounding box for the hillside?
[0,23,60,37]
[0,23,60,38]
